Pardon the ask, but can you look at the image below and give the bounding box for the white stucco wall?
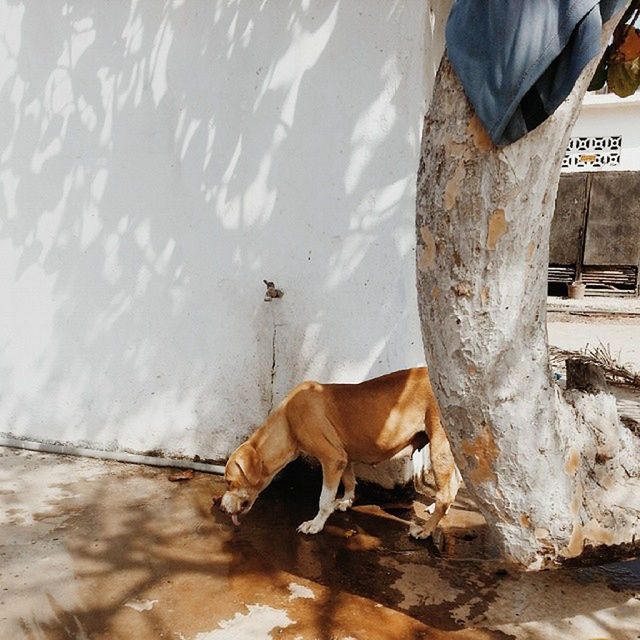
[0,1,446,462]
[564,93,640,172]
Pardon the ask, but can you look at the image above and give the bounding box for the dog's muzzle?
[219,492,249,526]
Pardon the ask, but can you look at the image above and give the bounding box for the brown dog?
[220,367,460,538]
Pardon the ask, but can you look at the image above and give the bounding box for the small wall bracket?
[263,280,284,302]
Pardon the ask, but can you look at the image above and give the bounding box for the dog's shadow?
[212,461,469,638]
[211,460,640,638]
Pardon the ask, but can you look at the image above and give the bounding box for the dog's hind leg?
[410,414,460,540]
[334,463,356,512]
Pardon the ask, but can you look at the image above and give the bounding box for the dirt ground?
[1,447,639,640]
[547,313,640,372]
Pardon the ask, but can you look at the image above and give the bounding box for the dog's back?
[282,367,437,464]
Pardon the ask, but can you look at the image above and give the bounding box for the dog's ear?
[233,444,264,487]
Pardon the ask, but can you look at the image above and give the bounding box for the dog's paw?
[333,497,353,512]
[297,519,324,535]
[409,522,435,540]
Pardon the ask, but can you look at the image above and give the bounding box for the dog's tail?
[412,444,463,507]
[411,445,434,495]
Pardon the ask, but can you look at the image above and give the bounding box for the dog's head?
[220,442,266,526]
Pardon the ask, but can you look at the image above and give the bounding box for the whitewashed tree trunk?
[416,12,640,569]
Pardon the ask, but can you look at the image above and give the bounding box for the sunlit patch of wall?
[0,1,443,462]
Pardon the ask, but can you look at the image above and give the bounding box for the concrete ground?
[547,295,640,317]
[548,314,640,372]
[2,447,640,640]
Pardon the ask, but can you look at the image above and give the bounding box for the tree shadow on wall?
[0,0,431,459]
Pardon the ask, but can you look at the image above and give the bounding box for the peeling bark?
[416,11,640,569]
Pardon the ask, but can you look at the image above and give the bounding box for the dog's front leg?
[297,458,345,534]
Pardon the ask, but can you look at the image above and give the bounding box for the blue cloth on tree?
[445,1,627,147]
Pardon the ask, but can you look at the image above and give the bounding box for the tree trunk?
[416,12,640,569]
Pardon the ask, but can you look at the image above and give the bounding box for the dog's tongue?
[231,514,240,527]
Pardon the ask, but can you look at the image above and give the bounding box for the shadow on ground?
[1,448,639,640]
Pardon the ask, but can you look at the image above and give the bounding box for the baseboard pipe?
[0,436,226,475]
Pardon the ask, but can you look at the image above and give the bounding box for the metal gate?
[548,171,640,297]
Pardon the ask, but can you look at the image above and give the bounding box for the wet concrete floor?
[1,447,639,640]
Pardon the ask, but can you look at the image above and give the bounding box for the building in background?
[549,91,640,297]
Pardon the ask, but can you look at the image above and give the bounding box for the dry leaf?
[618,27,640,62]
[168,469,195,482]
[607,58,640,98]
